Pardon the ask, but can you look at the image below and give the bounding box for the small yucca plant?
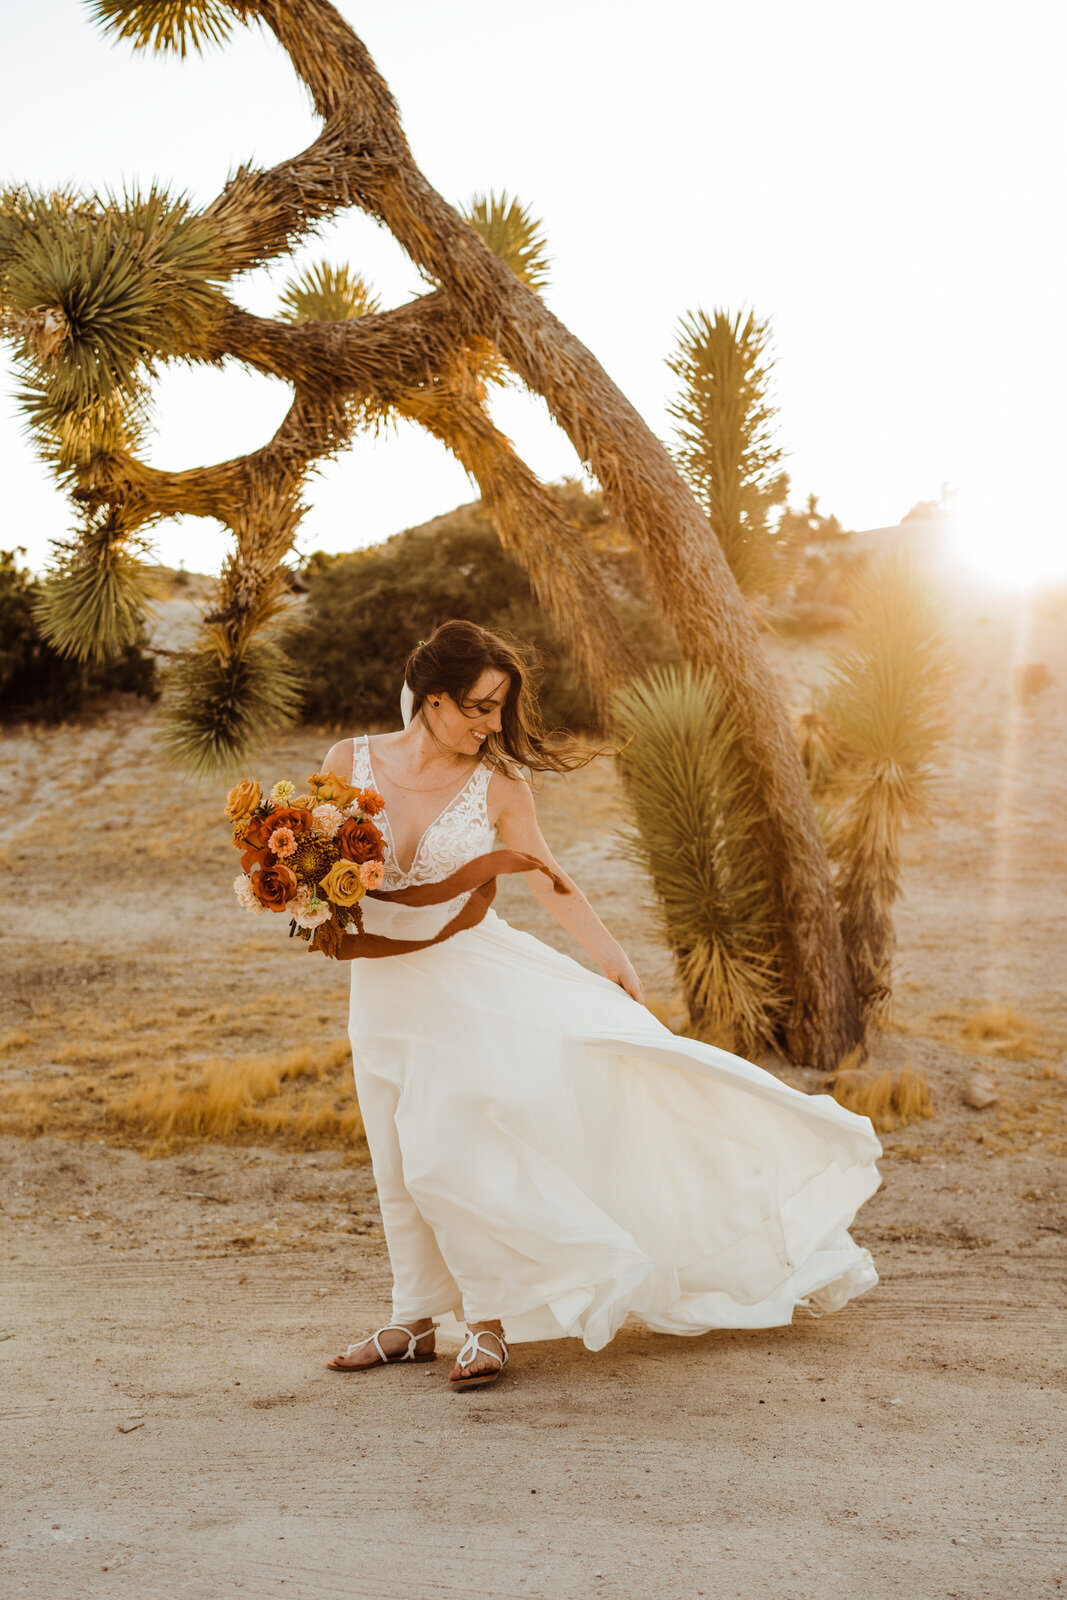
[813,553,953,1025]
[612,664,784,1053]
[666,306,789,598]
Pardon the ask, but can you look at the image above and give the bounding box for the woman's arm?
[491,770,645,1005]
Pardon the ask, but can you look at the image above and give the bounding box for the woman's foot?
[327,1317,435,1369]
[449,1319,507,1383]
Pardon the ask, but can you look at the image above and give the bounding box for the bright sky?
[2,0,1065,586]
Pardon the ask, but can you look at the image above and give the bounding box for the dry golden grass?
[828,1062,934,1133]
[959,1005,1047,1060]
[0,1040,367,1157]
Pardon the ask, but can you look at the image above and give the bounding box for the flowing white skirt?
[347,905,882,1351]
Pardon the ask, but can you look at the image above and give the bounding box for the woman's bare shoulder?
[487,762,533,813]
[321,735,357,778]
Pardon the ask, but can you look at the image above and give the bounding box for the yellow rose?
[289,794,312,810]
[308,770,361,808]
[225,779,261,822]
[320,859,367,907]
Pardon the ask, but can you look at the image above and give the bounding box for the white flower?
[270,779,295,803]
[289,885,332,929]
[309,802,344,839]
[233,873,266,915]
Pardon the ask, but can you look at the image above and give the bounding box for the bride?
[318,619,882,1390]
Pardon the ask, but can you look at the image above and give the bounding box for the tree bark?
[234,0,860,1066]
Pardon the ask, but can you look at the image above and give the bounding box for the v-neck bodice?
[352,734,496,891]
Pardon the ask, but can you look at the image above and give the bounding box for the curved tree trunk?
[235,0,860,1068]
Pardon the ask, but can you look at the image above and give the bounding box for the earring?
[431,699,440,707]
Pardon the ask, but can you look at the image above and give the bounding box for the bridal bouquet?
[225,770,388,950]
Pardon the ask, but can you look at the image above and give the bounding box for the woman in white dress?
[320,621,882,1389]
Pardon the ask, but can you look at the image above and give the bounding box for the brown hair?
[403,620,606,775]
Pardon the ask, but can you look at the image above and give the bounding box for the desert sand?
[1,577,1064,1599]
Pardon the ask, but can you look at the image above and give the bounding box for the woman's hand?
[602,953,645,1005]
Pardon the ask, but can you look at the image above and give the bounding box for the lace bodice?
[351,734,496,893]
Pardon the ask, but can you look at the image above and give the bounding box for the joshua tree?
[668,307,789,598]
[0,0,861,1070]
[797,554,954,1025]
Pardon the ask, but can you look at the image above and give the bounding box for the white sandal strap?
[346,1321,436,1362]
[456,1329,508,1371]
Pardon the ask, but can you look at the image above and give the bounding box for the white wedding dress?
[346,731,882,1352]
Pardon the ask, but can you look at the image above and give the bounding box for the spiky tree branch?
[215,0,861,1066]
[1,0,863,1066]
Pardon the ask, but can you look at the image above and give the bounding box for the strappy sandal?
[326,1321,438,1371]
[449,1328,509,1390]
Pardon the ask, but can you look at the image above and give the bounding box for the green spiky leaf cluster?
[87,0,240,56]
[809,552,954,1023]
[31,514,158,665]
[667,307,789,598]
[612,664,784,1052]
[278,261,381,325]
[18,370,148,482]
[820,553,952,784]
[160,638,304,778]
[1,184,226,415]
[463,190,551,293]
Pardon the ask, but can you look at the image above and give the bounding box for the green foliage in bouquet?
[611,663,784,1053]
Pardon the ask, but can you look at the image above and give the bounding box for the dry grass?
[827,1062,934,1133]
[959,1005,1047,1060]
[0,1040,367,1156]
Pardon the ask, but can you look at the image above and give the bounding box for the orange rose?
[250,861,297,912]
[239,811,275,873]
[308,770,360,808]
[265,805,313,837]
[225,779,261,822]
[336,816,384,864]
[320,859,366,906]
[356,787,386,817]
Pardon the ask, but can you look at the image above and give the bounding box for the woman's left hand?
[602,954,645,1005]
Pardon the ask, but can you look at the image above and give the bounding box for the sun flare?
[947,485,1067,591]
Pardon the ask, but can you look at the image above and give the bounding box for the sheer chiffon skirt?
[346,907,882,1352]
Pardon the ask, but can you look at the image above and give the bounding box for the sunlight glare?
[947,484,1067,591]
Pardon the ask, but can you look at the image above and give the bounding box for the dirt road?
[1,581,1065,1598]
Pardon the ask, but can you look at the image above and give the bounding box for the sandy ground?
[1,577,1065,1599]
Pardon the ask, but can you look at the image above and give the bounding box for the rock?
[962,1075,998,1109]
[117,1420,144,1434]
[1013,662,1052,700]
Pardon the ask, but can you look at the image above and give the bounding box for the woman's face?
[424,668,510,756]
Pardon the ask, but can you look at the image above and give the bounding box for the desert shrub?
[612,663,784,1053]
[0,547,158,721]
[803,553,953,1025]
[827,1062,934,1133]
[285,491,677,731]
